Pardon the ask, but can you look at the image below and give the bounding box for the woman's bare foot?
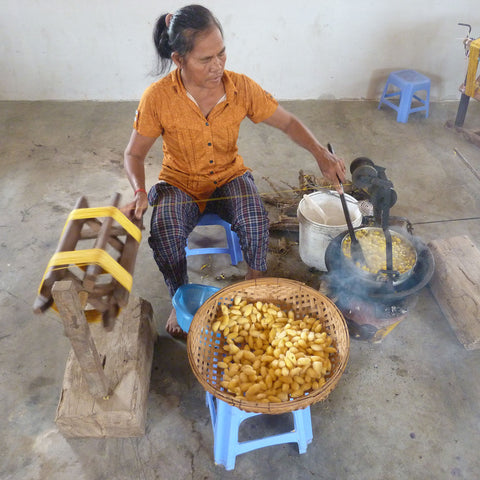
[166,308,187,339]
[245,266,266,280]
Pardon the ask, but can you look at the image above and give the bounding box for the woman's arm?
[262,105,346,186]
[123,129,157,220]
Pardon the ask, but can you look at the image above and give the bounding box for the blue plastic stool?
[378,69,431,123]
[172,284,220,332]
[173,284,313,469]
[206,392,313,470]
[185,213,243,265]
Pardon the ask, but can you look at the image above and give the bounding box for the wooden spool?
[33,193,142,329]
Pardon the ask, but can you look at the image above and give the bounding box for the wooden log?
[269,217,299,233]
[55,294,156,438]
[428,235,480,350]
[52,281,110,398]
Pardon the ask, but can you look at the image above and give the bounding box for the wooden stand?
[34,195,157,437]
[54,283,156,438]
[428,235,480,350]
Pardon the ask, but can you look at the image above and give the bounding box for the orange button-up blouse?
[133,69,278,207]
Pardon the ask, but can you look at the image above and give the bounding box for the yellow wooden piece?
[465,38,480,98]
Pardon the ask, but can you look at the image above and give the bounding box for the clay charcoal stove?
[324,158,435,342]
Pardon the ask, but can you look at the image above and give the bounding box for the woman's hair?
[153,4,223,75]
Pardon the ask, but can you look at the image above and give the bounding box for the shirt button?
[213,181,217,185]
[206,122,209,126]
[208,142,212,146]
[210,171,214,174]
[209,160,213,164]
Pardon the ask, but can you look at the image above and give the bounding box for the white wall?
[1,0,478,101]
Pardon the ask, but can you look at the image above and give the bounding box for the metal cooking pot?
[340,227,417,286]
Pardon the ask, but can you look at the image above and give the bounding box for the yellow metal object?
[465,37,480,99]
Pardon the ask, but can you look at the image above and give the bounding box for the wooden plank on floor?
[55,295,156,437]
[428,235,480,350]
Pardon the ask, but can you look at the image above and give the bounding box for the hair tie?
[165,13,173,28]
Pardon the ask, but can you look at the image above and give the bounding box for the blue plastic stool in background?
[378,69,431,123]
[172,284,220,332]
[185,213,243,265]
[206,392,313,470]
[172,283,314,470]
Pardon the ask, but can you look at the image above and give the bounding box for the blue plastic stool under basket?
[206,391,312,470]
[172,283,314,470]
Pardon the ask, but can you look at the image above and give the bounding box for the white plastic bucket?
[297,191,362,271]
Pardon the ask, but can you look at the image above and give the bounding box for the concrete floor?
[1,99,480,480]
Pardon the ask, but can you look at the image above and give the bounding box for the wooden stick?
[83,193,121,292]
[52,280,110,398]
[114,218,142,308]
[454,148,480,182]
[33,196,89,313]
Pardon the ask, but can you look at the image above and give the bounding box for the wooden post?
[52,280,110,398]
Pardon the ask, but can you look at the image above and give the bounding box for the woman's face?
[175,27,226,90]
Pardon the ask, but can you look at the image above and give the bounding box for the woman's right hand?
[121,191,148,221]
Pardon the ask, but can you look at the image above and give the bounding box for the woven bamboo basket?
[187,277,349,414]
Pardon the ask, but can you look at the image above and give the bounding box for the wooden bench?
[428,235,480,350]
